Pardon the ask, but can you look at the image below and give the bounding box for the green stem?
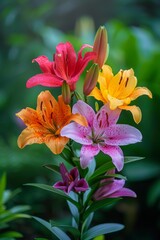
[78,192,86,239]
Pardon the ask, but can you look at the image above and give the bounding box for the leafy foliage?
[0,173,30,239]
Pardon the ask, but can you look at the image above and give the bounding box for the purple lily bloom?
[53,163,89,193]
[61,101,142,171]
[93,169,137,200]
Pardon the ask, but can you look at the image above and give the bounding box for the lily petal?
[108,187,137,198]
[90,86,106,103]
[53,181,68,192]
[95,179,125,200]
[130,87,152,100]
[107,94,124,109]
[16,108,39,127]
[61,123,92,145]
[46,136,69,154]
[119,105,142,124]
[105,124,142,146]
[54,42,76,80]
[101,104,121,125]
[32,56,53,73]
[17,128,45,148]
[74,179,89,192]
[26,73,62,88]
[99,145,124,171]
[72,100,95,127]
[80,145,99,169]
[75,44,96,76]
[70,167,79,182]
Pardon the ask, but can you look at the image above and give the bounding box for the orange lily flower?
[16,91,87,154]
[90,65,152,123]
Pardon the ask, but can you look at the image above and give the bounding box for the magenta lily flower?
[26,42,96,91]
[61,101,142,171]
[93,169,136,200]
[53,163,89,193]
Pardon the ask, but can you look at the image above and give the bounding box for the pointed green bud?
[83,63,99,96]
[93,26,108,69]
[62,81,71,104]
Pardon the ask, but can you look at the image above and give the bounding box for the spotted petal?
[105,124,142,146]
[61,122,92,145]
[99,145,124,171]
[80,145,100,169]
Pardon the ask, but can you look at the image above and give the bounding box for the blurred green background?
[0,0,160,239]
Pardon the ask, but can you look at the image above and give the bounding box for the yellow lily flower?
[16,91,87,154]
[90,65,152,123]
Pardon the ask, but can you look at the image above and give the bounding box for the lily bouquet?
[16,26,152,239]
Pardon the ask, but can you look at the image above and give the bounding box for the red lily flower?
[26,42,96,91]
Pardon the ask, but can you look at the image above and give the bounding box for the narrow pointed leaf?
[88,161,114,184]
[3,188,21,204]
[82,212,94,232]
[86,159,96,180]
[9,205,31,213]
[124,156,144,164]
[84,198,120,219]
[50,220,80,238]
[0,173,6,205]
[33,216,71,240]
[25,183,79,208]
[43,164,60,174]
[83,223,124,240]
[67,200,79,223]
[0,231,23,238]
[97,174,127,182]
[0,212,30,224]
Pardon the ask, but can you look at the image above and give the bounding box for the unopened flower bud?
[93,26,108,69]
[62,81,71,104]
[83,63,99,96]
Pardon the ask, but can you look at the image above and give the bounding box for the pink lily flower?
[61,101,142,171]
[26,42,96,91]
[93,169,136,200]
[53,163,89,194]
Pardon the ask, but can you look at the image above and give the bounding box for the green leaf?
[67,200,79,224]
[88,161,114,185]
[0,173,6,205]
[83,198,120,220]
[0,231,23,238]
[43,164,60,174]
[86,159,96,180]
[82,212,94,232]
[97,174,127,182]
[60,147,73,165]
[124,156,144,164]
[9,205,31,214]
[82,223,124,240]
[50,220,80,238]
[33,216,71,240]
[3,188,21,204]
[25,183,79,208]
[0,212,30,224]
